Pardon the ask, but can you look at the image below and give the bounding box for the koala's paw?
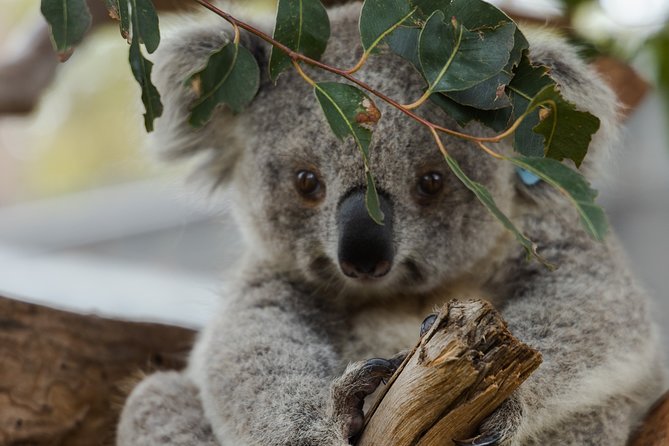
[330,354,406,441]
[454,396,523,446]
[420,312,438,337]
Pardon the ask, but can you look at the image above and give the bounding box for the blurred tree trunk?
[0,296,195,446]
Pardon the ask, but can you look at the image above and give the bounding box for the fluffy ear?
[150,7,273,184]
[523,28,621,180]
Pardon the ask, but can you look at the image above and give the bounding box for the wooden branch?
[1,295,666,446]
[357,300,542,446]
[0,296,195,446]
[628,389,669,446]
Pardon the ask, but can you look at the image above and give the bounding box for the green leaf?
[446,72,512,110]
[40,0,92,61]
[418,11,515,94]
[269,0,331,81]
[359,0,418,53]
[129,39,163,132]
[131,0,160,53]
[188,42,260,127]
[430,93,512,132]
[365,171,384,225]
[508,156,608,240]
[106,0,162,131]
[507,53,555,157]
[314,82,384,224]
[105,0,130,41]
[443,152,553,268]
[413,0,511,29]
[110,0,160,53]
[314,82,377,157]
[387,25,421,67]
[527,85,601,167]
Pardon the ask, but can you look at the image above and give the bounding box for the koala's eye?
[417,172,444,197]
[295,170,323,200]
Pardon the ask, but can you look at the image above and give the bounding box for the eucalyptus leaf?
[107,0,130,41]
[189,42,260,127]
[386,25,421,67]
[359,0,418,53]
[365,171,385,225]
[527,85,601,167]
[40,0,92,61]
[314,82,378,157]
[508,156,608,240]
[443,152,553,268]
[104,0,162,131]
[507,53,555,157]
[446,71,512,110]
[314,82,383,223]
[413,0,512,29]
[109,0,160,53]
[431,93,512,131]
[418,11,515,94]
[269,0,331,81]
[131,0,160,53]
[129,39,163,132]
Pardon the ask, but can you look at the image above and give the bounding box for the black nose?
[337,189,394,280]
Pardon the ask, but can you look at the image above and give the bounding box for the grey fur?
[118,3,666,445]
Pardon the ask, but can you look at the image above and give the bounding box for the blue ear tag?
[516,168,541,186]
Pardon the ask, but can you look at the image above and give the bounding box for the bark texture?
[1,296,666,446]
[0,296,195,446]
[628,389,669,446]
[356,300,542,446]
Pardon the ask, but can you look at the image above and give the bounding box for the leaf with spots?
[314,82,384,224]
[525,85,601,167]
[40,0,92,61]
[269,0,331,81]
[506,53,556,157]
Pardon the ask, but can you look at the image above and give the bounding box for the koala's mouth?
[339,259,392,280]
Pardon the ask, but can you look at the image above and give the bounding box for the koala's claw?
[453,431,503,446]
[332,357,403,441]
[420,313,438,337]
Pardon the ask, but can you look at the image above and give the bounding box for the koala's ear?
[523,28,621,180]
[150,9,273,185]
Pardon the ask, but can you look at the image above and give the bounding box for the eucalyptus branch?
[191,0,530,152]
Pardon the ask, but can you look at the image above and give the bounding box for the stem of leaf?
[232,22,241,44]
[477,141,504,159]
[292,60,316,87]
[429,127,448,157]
[344,51,369,75]
[404,89,432,110]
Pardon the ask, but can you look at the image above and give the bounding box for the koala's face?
[227,10,517,298]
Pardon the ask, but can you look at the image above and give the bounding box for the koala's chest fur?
[338,280,491,362]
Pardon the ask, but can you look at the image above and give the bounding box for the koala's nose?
[337,189,394,280]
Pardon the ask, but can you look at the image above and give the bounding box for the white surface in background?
[601,0,669,26]
[0,244,221,328]
[0,178,235,328]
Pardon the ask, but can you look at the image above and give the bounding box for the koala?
[117,2,666,445]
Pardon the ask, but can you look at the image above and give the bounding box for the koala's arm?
[486,224,662,444]
[187,276,349,446]
[473,33,666,445]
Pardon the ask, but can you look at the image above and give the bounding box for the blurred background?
[0,0,667,356]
